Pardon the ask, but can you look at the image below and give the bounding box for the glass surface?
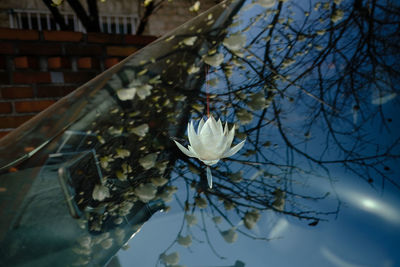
[1,0,399,266]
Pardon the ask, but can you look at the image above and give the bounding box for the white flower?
[189,1,200,12]
[151,177,168,187]
[223,34,247,51]
[183,36,197,46]
[52,0,63,5]
[247,91,267,111]
[185,214,198,226]
[174,116,245,166]
[134,183,157,202]
[161,252,180,265]
[256,0,276,8]
[130,123,149,137]
[221,227,238,243]
[203,53,224,67]
[236,109,253,125]
[195,197,208,209]
[187,64,200,74]
[331,9,344,23]
[177,235,192,247]
[158,186,177,202]
[92,184,110,201]
[101,238,113,250]
[174,116,245,187]
[116,75,153,101]
[117,88,136,101]
[139,153,157,170]
[115,148,130,159]
[243,209,261,229]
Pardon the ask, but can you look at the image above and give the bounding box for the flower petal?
[223,139,246,158]
[198,118,205,134]
[217,119,223,134]
[222,126,235,153]
[188,121,205,156]
[201,159,220,166]
[174,140,196,157]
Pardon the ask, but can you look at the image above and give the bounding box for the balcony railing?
[7,8,139,34]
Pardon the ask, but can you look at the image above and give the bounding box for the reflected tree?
[1,0,399,266]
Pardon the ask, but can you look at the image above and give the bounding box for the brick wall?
[0,28,156,139]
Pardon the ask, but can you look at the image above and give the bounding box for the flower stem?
[205,66,210,118]
[206,166,212,188]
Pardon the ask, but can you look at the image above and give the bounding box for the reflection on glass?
[0,0,399,266]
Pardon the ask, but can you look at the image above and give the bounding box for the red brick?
[0,43,13,54]
[0,102,12,113]
[0,72,9,83]
[37,85,75,98]
[43,30,83,42]
[0,131,10,139]
[106,46,137,57]
[14,57,38,69]
[0,28,39,41]
[1,87,34,99]
[13,72,51,83]
[63,72,96,83]
[18,43,62,56]
[15,100,56,113]
[14,56,29,69]
[48,57,70,69]
[77,57,92,69]
[65,44,103,56]
[105,58,119,68]
[87,33,124,44]
[0,116,33,128]
[125,35,157,46]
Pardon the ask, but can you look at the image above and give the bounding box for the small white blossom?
[195,197,208,209]
[331,9,344,23]
[256,0,276,8]
[52,0,63,5]
[187,64,200,74]
[189,1,200,12]
[185,214,198,226]
[130,123,149,137]
[161,252,180,265]
[203,53,224,67]
[134,183,157,202]
[177,235,192,247]
[243,209,261,229]
[236,109,253,125]
[151,177,168,187]
[92,184,110,201]
[247,91,267,111]
[101,238,113,250]
[115,148,130,159]
[183,36,197,46]
[223,34,247,51]
[221,228,238,243]
[158,186,177,202]
[139,153,157,170]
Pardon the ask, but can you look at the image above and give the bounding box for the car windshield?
[1,0,399,266]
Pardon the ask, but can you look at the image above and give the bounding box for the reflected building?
[0,0,400,266]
